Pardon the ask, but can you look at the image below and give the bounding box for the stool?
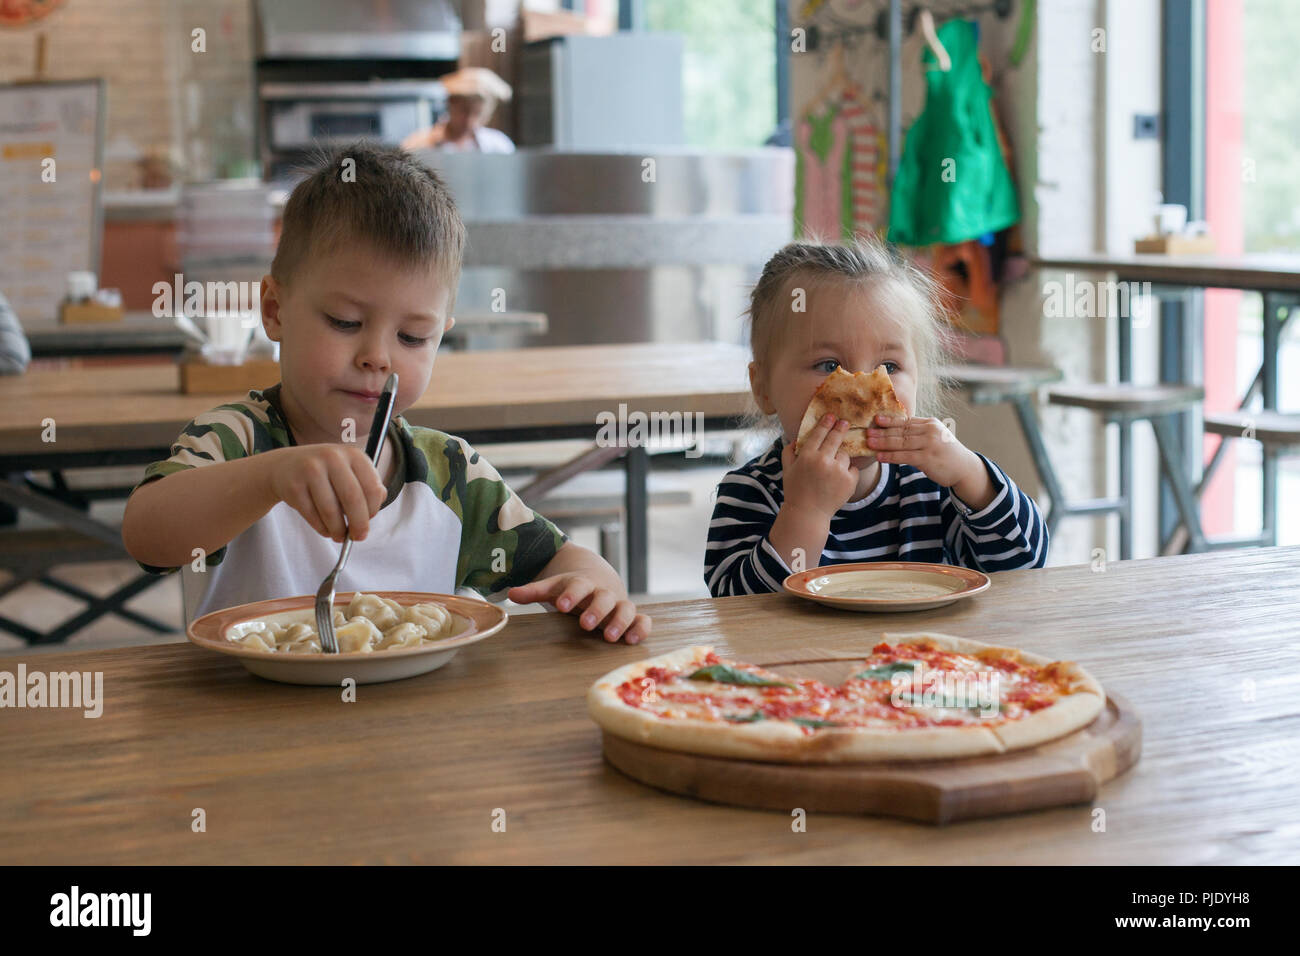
[1046,383,1206,558]
[941,362,1067,540]
[1187,410,1300,550]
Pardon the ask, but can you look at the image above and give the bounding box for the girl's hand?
[783,414,860,519]
[867,414,989,498]
[507,574,651,644]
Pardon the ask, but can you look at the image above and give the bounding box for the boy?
[123,143,650,644]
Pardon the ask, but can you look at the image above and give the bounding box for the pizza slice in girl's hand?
[794,365,908,457]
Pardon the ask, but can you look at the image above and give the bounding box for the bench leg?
[34,573,176,645]
[1262,446,1278,547]
[0,476,123,548]
[0,566,43,600]
[1118,421,1133,561]
[1010,394,1068,534]
[515,443,624,507]
[624,446,649,594]
[40,574,177,633]
[0,572,177,645]
[600,522,623,577]
[1166,300,1295,552]
[1150,414,1207,553]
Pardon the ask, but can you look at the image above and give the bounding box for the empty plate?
[783,563,990,612]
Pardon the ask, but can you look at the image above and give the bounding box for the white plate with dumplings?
[187,590,508,685]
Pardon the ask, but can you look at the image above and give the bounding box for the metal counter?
[413,148,794,347]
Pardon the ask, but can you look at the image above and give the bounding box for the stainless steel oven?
[254,0,460,181]
[262,81,444,152]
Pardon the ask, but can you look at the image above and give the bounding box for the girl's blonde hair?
[746,236,958,425]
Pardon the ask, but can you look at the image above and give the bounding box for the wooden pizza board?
[600,652,1141,825]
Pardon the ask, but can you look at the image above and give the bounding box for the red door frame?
[1201,0,1243,534]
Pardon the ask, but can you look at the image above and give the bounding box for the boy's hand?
[266,445,387,543]
[507,574,651,644]
[867,414,992,505]
[783,414,860,519]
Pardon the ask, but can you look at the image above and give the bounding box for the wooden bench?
[1046,383,1206,556]
[1203,410,1300,450]
[1161,410,1300,553]
[941,363,1074,548]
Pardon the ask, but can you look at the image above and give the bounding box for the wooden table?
[1034,251,1300,293]
[1034,253,1300,553]
[2,546,1296,864]
[0,343,754,610]
[23,310,549,358]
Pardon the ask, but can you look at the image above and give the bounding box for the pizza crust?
[794,366,907,459]
[990,691,1105,751]
[880,631,1106,752]
[588,635,1107,764]
[796,402,874,457]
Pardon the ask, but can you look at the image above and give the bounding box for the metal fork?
[315,372,398,653]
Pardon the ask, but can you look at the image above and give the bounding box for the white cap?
[440,67,513,104]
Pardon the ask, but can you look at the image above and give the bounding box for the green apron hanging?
[887,19,1019,246]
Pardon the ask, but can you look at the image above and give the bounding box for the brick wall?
[0,0,254,189]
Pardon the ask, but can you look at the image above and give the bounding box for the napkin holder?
[1134,233,1216,255]
[60,301,125,323]
[179,352,280,394]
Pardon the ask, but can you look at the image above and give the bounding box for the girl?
[705,238,1047,596]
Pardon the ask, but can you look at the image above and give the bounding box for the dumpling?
[235,633,275,653]
[236,620,277,640]
[377,622,429,649]
[373,597,404,630]
[332,609,346,627]
[277,622,315,647]
[335,617,381,653]
[347,592,402,630]
[282,638,322,654]
[404,602,452,639]
[252,621,285,642]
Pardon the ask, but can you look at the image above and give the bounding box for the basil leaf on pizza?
[854,661,920,681]
[689,664,792,688]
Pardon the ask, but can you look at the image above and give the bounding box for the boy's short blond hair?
[271,141,467,310]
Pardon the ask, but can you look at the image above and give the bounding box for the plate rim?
[186,589,508,662]
[781,562,991,606]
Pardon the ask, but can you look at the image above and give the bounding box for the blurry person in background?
[0,288,31,525]
[0,289,31,375]
[401,67,515,154]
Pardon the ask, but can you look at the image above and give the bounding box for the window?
[1201,0,1300,545]
[642,0,778,148]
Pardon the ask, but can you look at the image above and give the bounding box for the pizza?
[587,634,1106,763]
[794,365,908,458]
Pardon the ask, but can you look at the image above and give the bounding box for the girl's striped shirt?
[705,437,1048,596]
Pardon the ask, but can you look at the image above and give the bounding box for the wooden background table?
[0,342,752,454]
[23,310,550,358]
[1034,252,1300,553]
[2,546,1296,864]
[0,343,754,599]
